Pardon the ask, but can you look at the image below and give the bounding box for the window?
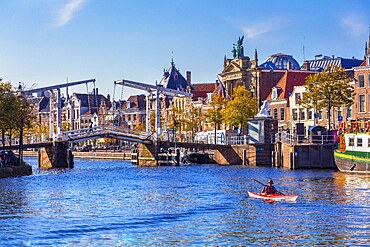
[358,74,365,88]
[272,88,278,100]
[299,109,305,121]
[359,94,366,113]
[337,107,342,117]
[368,74,370,87]
[368,138,370,148]
[308,110,313,120]
[133,114,137,121]
[318,110,323,120]
[292,109,298,120]
[280,108,285,120]
[273,108,278,119]
[349,137,354,146]
[357,138,363,147]
[347,106,352,118]
[295,93,301,105]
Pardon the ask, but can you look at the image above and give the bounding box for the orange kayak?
[248,191,298,202]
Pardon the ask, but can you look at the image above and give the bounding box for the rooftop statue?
[232,36,244,59]
[256,100,271,118]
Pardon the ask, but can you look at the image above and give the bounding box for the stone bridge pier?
[39,141,74,169]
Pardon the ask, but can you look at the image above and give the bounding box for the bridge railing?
[275,131,337,145]
[227,135,248,145]
[58,125,154,142]
[183,134,247,145]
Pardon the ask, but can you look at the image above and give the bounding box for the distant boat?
[334,132,370,174]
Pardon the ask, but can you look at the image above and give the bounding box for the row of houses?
[26,33,370,141]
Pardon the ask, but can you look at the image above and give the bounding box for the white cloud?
[240,18,287,40]
[341,14,367,38]
[55,0,86,27]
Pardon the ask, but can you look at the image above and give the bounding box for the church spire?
[254,49,258,65]
[171,51,175,66]
[367,27,370,56]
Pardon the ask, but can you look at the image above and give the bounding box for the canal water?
[0,158,369,246]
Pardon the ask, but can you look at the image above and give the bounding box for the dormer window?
[272,87,278,100]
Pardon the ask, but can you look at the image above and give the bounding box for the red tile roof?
[260,70,286,101]
[266,70,314,101]
[191,83,216,100]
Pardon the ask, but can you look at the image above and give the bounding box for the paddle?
[251,178,265,186]
[251,178,285,195]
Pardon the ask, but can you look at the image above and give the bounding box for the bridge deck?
[1,142,53,150]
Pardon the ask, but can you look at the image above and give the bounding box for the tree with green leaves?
[183,104,203,142]
[205,94,226,143]
[300,65,354,130]
[223,86,258,134]
[0,82,34,149]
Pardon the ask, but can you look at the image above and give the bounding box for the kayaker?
[261,179,278,194]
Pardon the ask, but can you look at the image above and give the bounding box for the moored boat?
[247,191,298,202]
[334,132,370,174]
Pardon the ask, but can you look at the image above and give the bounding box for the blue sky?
[0,0,369,98]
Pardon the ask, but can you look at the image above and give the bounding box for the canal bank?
[22,150,132,160]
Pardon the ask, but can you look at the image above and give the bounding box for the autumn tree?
[183,104,203,142]
[223,86,258,134]
[205,94,226,142]
[300,65,354,130]
[0,82,34,149]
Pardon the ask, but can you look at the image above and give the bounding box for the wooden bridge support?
[38,141,74,169]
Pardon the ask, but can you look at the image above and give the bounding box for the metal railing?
[227,135,248,145]
[275,131,336,145]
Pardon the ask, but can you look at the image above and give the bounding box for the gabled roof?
[121,95,146,110]
[73,93,107,108]
[266,70,314,102]
[158,60,188,91]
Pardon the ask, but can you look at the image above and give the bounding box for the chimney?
[303,61,310,70]
[186,71,191,86]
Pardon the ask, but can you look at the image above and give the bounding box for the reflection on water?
[0,158,369,246]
